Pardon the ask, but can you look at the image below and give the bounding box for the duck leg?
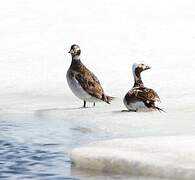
[93,102,96,107]
[83,100,86,108]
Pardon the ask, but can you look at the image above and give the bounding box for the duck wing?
[72,67,104,100]
[133,87,161,102]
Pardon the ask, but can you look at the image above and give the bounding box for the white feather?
[123,97,148,111]
[66,71,100,102]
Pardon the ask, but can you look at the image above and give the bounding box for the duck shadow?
[35,106,96,116]
[112,110,137,114]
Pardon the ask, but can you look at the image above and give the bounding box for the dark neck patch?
[135,67,143,78]
[70,59,83,71]
[134,67,144,87]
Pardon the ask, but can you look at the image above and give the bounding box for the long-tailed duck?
[67,44,114,108]
[123,63,164,112]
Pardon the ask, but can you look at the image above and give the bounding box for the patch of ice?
[71,136,195,180]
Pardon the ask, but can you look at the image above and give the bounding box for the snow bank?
[71,136,195,180]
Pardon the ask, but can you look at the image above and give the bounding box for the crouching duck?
[123,63,164,112]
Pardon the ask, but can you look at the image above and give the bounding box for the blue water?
[0,112,112,180]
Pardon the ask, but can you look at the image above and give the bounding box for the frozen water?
[71,136,195,180]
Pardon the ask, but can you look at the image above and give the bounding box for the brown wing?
[133,87,161,102]
[73,68,104,100]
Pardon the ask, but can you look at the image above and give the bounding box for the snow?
[71,136,195,180]
[1,0,195,179]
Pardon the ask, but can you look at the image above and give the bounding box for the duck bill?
[145,66,151,70]
[68,49,74,54]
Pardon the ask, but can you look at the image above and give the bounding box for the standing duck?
[66,44,114,108]
[123,63,164,112]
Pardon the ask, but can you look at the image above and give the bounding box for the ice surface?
[71,136,195,180]
[1,0,195,179]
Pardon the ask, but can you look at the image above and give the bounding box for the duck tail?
[102,94,115,104]
[153,105,166,113]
